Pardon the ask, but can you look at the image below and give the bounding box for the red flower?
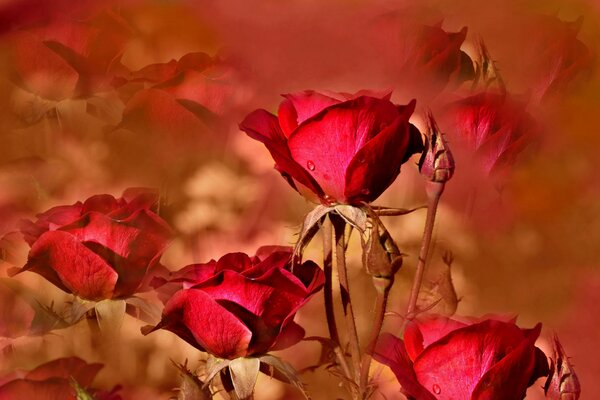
[144,246,324,359]
[240,90,423,205]
[373,315,549,400]
[0,357,120,400]
[448,92,538,176]
[15,189,172,301]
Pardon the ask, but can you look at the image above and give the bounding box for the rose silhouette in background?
[240,90,423,206]
[0,357,120,400]
[373,315,549,400]
[13,189,172,301]
[7,11,130,101]
[144,246,324,359]
[447,92,538,178]
[370,11,474,98]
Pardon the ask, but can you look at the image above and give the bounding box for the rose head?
[373,315,549,400]
[15,189,173,301]
[240,90,423,206]
[144,246,324,359]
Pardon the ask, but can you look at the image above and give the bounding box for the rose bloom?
[0,357,120,400]
[240,90,423,206]
[15,189,172,301]
[145,246,324,359]
[373,315,549,400]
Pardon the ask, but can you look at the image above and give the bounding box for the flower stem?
[322,218,353,383]
[359,284,391,398]
[405,181,445,321]
[332,215,362,397]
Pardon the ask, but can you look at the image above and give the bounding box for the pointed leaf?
[259,354,310,399]
[294,205,331,259]
[95,299,126,336]
[334,205,367,232]
[229,357,260,400]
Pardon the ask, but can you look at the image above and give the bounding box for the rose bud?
[144,246,324,359]
[447,92,538,177]
[13,189,173,301]
[544,335,581,400]
[373,315,549,400]
[419,112,454,183]
[0,357,120,400]
[240,90,423,206]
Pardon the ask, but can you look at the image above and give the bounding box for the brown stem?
[359,283,392,397]
[322,218,353,383]
[405,181,445,321]
[332,215,362,398]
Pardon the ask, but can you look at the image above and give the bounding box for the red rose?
[144,247,324,359]
[448,92,538,176]
[240,90,423,205]
[15,189,172,301]
[373,315,549,400]
[0,357,120,400]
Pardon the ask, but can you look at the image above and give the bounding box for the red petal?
[24,230,118,300]
[239,109,324,197]
[288,96,400,203]
[25,357,102,387]
[404,316,468,361]
[373,333,437,400]
[344,114,419,204]
[0,379,76,400]
[163,289,252,359]
[270,321,305,351]
[278,91,340,136]
[472,323,546,400]
[412,320,527,399]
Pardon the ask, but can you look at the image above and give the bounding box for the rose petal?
[404,316,468,361]
[373,333,437,400]
[471,323,547,400]
[270,321,305,351]
[23,230,118,300]
[163,289,252,358]
[239,109,324,197]
[278,90,341,136]
[412,320,526,399]
[25,357,102,387]
[0,379,77,400]
[288,96,400,202]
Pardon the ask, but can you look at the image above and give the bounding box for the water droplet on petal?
[360,188,370,196]
[306,160,316,171]
[432,384,441,394]
[322,195,336,206]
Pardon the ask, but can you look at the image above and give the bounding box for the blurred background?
[0,0,598,398]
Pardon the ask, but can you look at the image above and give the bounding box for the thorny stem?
[405,181,445,322]
[322,218,353,384]
[332,215,362,398]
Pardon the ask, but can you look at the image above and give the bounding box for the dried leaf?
[94,299,126,336]
[416,251,459,317]
[333,205,367,232]
[174,361,212,400]
[125,296,162,325]
[294,205,331,259]
[229,357,260,400]
[259,354,310,400]
[203,357,230,389]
